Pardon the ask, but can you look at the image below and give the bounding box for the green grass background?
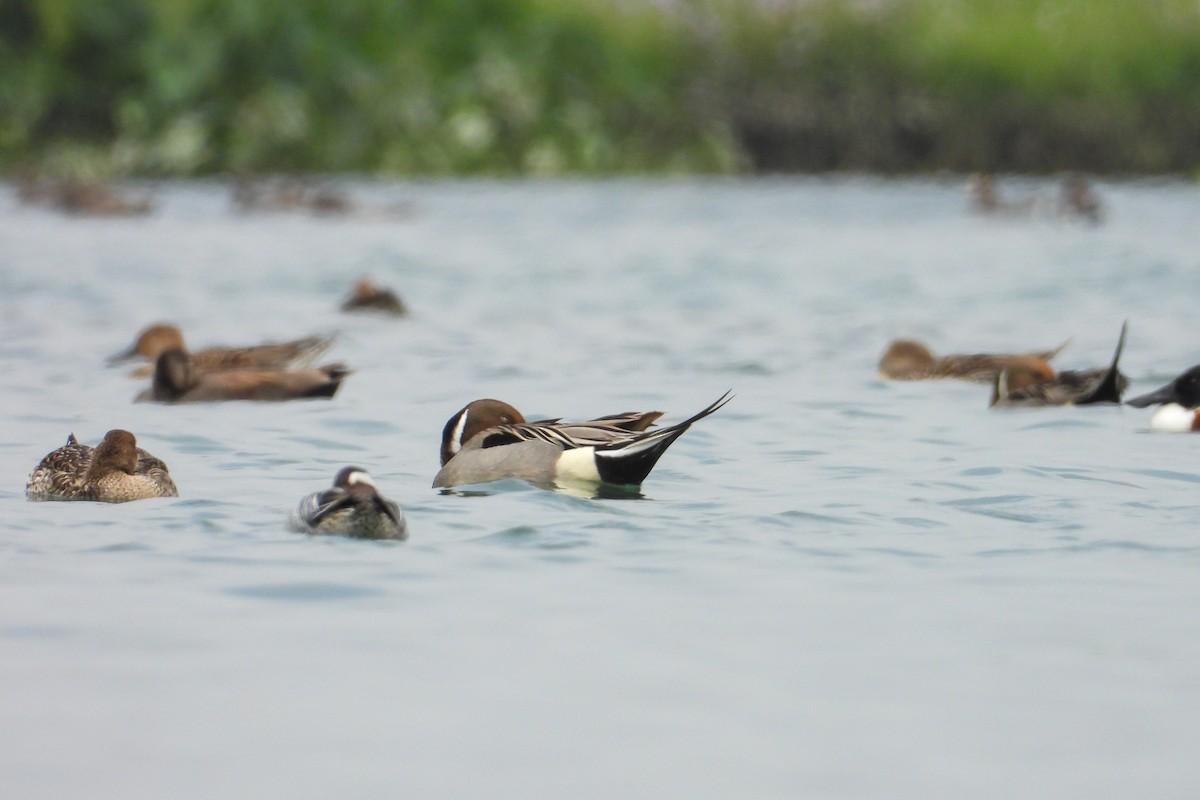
[3,0,1199,176]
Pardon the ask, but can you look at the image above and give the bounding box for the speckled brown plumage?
[26,430,178,502]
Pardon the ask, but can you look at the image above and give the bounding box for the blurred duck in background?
[340,278,408,316]
[967,172,1104,223]
[18,173,154,216]
[109,323,334,378]
[878,338,1069,381]
[990,322,1128,408]
[135,348,350,403]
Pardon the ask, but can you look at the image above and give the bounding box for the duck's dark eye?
[500,415,512,423]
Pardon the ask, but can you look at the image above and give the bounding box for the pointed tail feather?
[594,391,732,485]
[1081,320,1128,404]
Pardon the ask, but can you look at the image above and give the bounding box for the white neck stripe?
[448,408,469,455]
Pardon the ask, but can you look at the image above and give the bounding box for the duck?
[26,430,178,502]
[990,322,1129,408]
[290,467,407,540]
[340,278,408,316]
[878,338,1069,381]
[966,172,1103,223]
[108,323,334,378]
[231,173,353,215]
[17,174,154,216]
[135,348,350,403]
[434,392,732,489]
[1125,365,1200,431]
[1059,174,1104,224]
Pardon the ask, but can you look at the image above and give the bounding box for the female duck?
[27,429,178,502]
[109,323,333,377]
[136,348,350,403]
[290,467,407,540]
[878,339,1068,381]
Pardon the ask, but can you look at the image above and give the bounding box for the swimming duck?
[231,174,353,215]
[135,348,350,403]
[1125,365,1200,431]
[966,172,1103,223]
[1059,174,1103,224]
[990,322,1129,408]
[434,392,731,489]
[340,278,408,316]
[26,430,178,502]
[290,467,407,540]
[18,174,154,216]
[108,323,334,377]
[878,339,1069,381]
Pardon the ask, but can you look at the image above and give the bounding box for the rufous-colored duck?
[878,339,1069,381]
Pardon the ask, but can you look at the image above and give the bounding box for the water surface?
[2,177,1199,798]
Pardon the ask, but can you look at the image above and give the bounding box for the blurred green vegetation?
[3,0,1200,176]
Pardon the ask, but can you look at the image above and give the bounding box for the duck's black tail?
[593,391,732,485]
[1080,321,1128,405]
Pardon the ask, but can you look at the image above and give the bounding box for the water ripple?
[225,582,385,601]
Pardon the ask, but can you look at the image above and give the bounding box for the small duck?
[878,339,1069,381]
[434,392,732,489]
[340,278,408,316]
[135,348,350,403]
[18,174,154,216]
[1059,174,1103,224]
[108,323,334,377]
[990,322,1129,408]
[290,467,407,540]
[26,430,178,502]
[1125,365,1200,431]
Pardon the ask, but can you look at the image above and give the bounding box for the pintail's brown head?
[440,399,526,465]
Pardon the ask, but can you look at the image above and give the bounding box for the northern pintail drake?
[26,430,178,502]
[1125,365,1200,431]
[340,278,408,316]
[290,467,407,539]
[109,323,334,377]
[433,392,732,489]
[990,322,1129,408]
[135,348,350,403]
[878,338,1069,381]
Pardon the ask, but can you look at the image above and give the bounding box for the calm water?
[2,177,1199,798]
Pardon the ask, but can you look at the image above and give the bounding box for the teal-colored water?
[2,178,1199,798]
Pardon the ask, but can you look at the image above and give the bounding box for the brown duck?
[109,323,334,378]
[135,348,351,403]
[340,278,408,316]
[878,339,1070,381]
[26,430,178,502]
